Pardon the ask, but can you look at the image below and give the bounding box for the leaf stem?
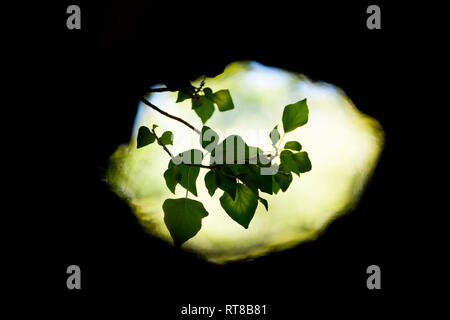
[186,167,190,199]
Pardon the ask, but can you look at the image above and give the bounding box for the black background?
[16,0,430,317]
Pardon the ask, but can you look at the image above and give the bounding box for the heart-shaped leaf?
[137,126,155,148]
[163,198,209,247]
[163,166,182,194]
[192,96,215,124]
[158,131,173,146]
[220,183,258,229]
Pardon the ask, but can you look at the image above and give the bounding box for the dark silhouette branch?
[141,97,201,135]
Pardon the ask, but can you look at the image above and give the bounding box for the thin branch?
[141,97,201,135]
[152,129,174,157]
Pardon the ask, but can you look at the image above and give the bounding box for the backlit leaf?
[282,99,309,133]
[163,198,209,247]
[284,141,302,151]
[192,96,215,124]
[213,89,234,111]
[158,131,173,146]
[219,183,258,229]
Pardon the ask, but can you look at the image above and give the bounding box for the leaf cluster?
[137,81,312,246]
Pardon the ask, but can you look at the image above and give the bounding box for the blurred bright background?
[106,61,384,264]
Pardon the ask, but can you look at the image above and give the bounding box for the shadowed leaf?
[163,166,182,194]
[258,197,269,211]
[204,170,219,196]
[275,163,293,192]
[293,151,312,173]
[220,183,258,229]
[216,166,237,200]
[137,126,155,148]
[168,149,203,196]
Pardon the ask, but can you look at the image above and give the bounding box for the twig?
[141,97,201,135]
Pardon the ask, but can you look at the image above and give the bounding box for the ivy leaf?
[158,131,174,146]
[137,126,156,148]
[293,151,312,173]
[282,99,309,133]
[216,166,237,200]
[269,125,280,145]
[258,197,269,211]
[204,170,219,196]
[220,183,258,229]
[192,96,215,124]
[284,141,302,151]
[200,126,219,152]
[213,89,234,112]
[152,124,159,130]
[274,163,293,192]
[163,198,209,247]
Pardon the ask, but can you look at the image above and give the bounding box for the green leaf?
[158,131,174,146]
[213,89,234,111]
[293,151,312,173]
[152,124,158,130]
[284,141,302,151]
[168,149,203,196]
[280,150,301,175]
[204,170,218,196]
[216,166,237,200]
[203,87,215,101]
[163,198,209,247]
[274,164,293,192]
[282,99,309,133]
[163,166,182,194]
[192,96,215,124]
[176,91,191,103]
[211,135,250,165]
[272,175,281,194]
[137,126,155,148]
[200,126,219,152]
[269,125,280,145]
[220,183,258,229]
[237,164,272,195]
[258,197,269,211]
[176,84,195,103]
